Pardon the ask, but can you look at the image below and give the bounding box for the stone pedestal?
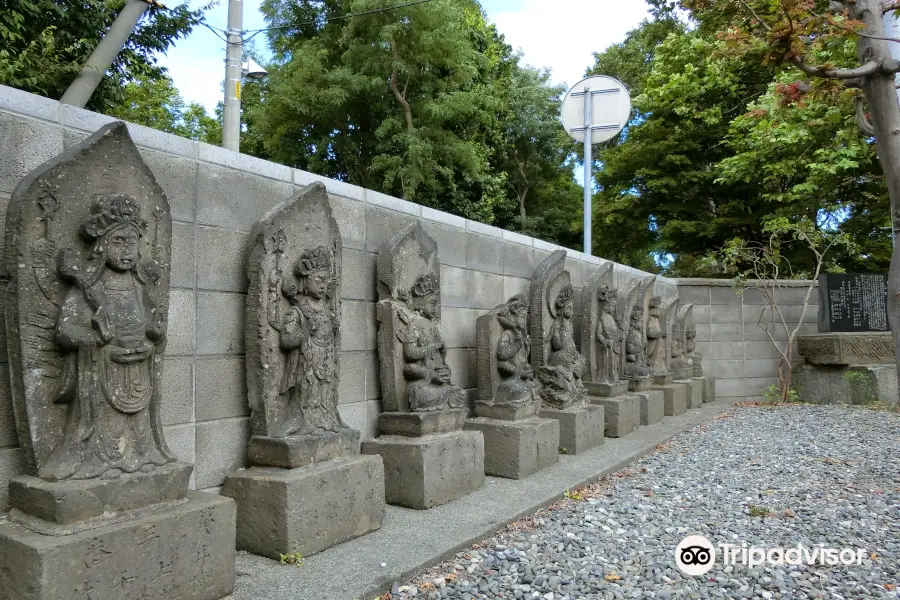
[652,373,674,386]
[464,417,559,479]
[361,430,484,509]
[793,363,898,406]
[628,378,652,392]
[0,491,235,600]
[538,404,605,454]
[248,428,360,469]
[589,395,640,438]
[694,376,716,403]
[798,332,894,365]
[584,380,629,397]
[378,408,468,436]
[652,384,687,416]
[223,455,384,559]
[676,379,703,408]
[634,390,665,425]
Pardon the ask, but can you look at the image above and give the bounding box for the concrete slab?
[233,402,727,600]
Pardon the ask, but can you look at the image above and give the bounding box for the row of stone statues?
[0,123,712,600]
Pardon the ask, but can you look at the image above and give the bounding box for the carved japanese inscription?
[4,122,175,481]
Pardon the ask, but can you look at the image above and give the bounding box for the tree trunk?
[518,188,527,222]
[853,0,900,390]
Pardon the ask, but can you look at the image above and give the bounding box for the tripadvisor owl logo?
[675,535,716,576]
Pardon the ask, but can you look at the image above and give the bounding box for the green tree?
[0,0,207,112]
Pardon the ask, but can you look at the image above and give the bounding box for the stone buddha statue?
[623,305,651,382]
[594,285,621,384]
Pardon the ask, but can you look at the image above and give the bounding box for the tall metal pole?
[60,0,150,107]
[222,0,244,152]
[583,85,593,256]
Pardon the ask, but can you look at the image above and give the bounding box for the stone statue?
[686,324,703,377]
[645,296,665,378]
[623,305,651,381]
[671,304,695,379]
[246,183,356,467]
[267,245,343,435]
[594,286,622,384]
[529,250,586,410]
[400,273,466,411]
[492,294,538,407]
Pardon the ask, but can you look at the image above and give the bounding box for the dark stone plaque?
[818,273,889,333]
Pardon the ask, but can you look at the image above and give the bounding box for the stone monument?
[0,123,234,600]
[529,250,605,454]
[622,276,655,392]
[648,295,688,417]
[672,304,703,408]
[684,322,716,403]
[580,265,642,436]
[361,222,484,509]
[463,294,560,478]
[223,183,385,560]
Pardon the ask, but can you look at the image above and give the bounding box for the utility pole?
[582,87,593,256]
[60,0,150,107]
[222,0,244,152]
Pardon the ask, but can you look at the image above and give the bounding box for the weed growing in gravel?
[564,487,586,501]
[764,384,800,403]
[279,552,305,566]
[748,505,776,517]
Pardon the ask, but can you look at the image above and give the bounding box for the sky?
[158,0,651,113]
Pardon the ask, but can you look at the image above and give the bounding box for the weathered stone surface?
[628,377,652,392]
[245,183,357,464]
[475,295,540,419]
[635,390,665,425]
[652,384,688,416]
[4,121,177,483]
[9,461,191,526]
[671,304,695,380]
[0,492,235,600]
[703,376,717,403]
[377,408,467,436]
[584,380,629,398]
[529,250,586,409]
[224,455,385,559]
[463,417,559,479]
[375,222,465,416]
[247,429,360,469]
[623,276,655,386]
[677,378,703,409]
[590,395,640,438]
[793,363,898,406]
[581,263,618,385]
[652,373,674,386]
[539,404,605,455]
[797,332,894,365]
[361,431,485,509]
[647,295,678,379]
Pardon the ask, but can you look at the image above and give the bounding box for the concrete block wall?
[0,85,684,509]
[678,278,818,402]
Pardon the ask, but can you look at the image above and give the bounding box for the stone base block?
[223,455,385,560]
[361,430,484,509]
[652,384,687,416]
[589,395,640,438]
[652,373,674,386]
[673,367,693,380]
[584,380,629,397]
[377,408,467,437]
[634,390,664,426]
[627,377,652,392]
[694,376,716,403]
[676,379,703,408]
[798,332,894,365]
[249,428,360,468]
[9,461,191,526]
[793,363,899,406]
[0,491,235,600]
[538,404,605,455]
[463,417,559,479]
[474,401,537,421]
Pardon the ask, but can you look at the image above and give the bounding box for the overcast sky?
[158,0,651,113]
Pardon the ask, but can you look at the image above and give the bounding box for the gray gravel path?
[394,405,900,600]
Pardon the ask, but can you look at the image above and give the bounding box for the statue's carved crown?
[598,285,617,302]
[649,296,661,309]
[296,245,331,276]
[82,193,146,240]
[555,284,575,308]
[686,324,697,337]
[411,273,439,297]
[506,293,528,314]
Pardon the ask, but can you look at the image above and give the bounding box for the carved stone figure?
[245,184,357,467]
[1,122,234,600]
[623,305,652,381]
[594,286,622,384]
[671,304,695,380]
[476,293,538,414]
[649,296,679,380]
[400,273,466,411]
[686,324,703,377]
[645,297,664,379]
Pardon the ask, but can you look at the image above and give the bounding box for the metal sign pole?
[583,86,593,257]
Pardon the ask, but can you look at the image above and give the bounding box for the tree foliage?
[0,0,207,112]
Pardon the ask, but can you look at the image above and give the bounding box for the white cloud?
[491,0,650,90]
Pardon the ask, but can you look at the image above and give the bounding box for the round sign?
[560,75,631,144]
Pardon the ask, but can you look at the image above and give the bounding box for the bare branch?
[791,57,880,79]
[738,0,773,32]
[857,96,877,135]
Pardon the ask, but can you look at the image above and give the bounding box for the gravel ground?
[390,405,900,600]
